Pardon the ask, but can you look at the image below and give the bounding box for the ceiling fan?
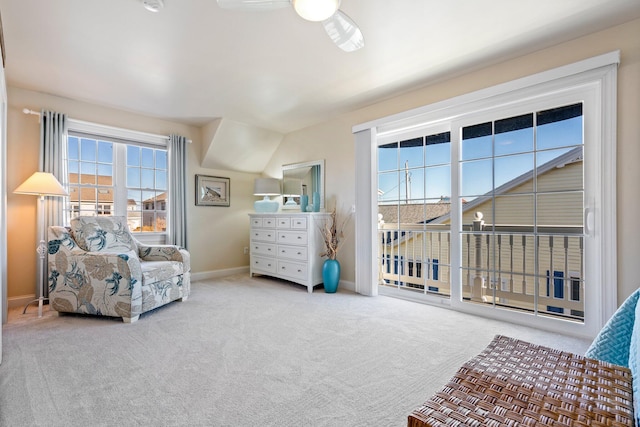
[216,0,365,52]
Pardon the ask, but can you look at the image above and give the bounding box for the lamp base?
[23,296,48,318]
[284,197,298,206]
[254,196,279,213]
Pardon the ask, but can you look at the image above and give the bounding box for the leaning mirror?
[281,159,325,211]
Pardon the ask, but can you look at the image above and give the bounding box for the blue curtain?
[40,110,68,299]
[168,134,188,249]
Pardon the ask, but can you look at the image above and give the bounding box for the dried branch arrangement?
[319,207,351,260]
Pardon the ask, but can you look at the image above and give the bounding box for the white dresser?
[249,212,330,293]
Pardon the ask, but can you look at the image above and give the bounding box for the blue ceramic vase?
[322,259,340,293]
[312,192,320,212]
[300,194,308,212]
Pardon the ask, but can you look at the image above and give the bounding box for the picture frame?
[195,175,230,207]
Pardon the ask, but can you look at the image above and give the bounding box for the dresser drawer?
[276,217,291,228]
[278,260,308,281]
[277,231,308,245]
[291,217,307,229]
[278,245,307,261]
[252,256,277,274]
[250,217,263,228]
[251,229,276,242]
[263,217,276,227]
[252,242,276,257]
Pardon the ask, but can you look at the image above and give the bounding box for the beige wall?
[266,18,640,303]
[6,87,258,302]
[6,18,639,306]
[264,117,356,282]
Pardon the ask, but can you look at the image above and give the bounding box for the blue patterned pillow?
[629,296,640,427]
[586,288,640,366]
[586,288,640,426]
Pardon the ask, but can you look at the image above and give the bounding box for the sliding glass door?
[372,74,613,337]
[455,102,585,321]
[377,125,452,300]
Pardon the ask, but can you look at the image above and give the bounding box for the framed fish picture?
[196,175,230,207]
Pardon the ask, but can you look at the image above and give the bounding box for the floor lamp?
[14,172,68,318]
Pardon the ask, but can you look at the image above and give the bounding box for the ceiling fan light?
[322,10,364,52]
[293,0,340,22]
[142,0,164,13]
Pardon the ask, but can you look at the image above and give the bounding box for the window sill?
[133,232,167,245]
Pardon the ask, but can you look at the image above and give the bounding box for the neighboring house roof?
[378,202,451,225]
[380,146,583,246]
[143,192,167,203]
[68,173,168,207]
[431,146,583,225]
[69,173,114,203]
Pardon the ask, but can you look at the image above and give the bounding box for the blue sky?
[377,115,583,204]
[67,137,168,196]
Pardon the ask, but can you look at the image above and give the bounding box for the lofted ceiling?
[1,0,639,170]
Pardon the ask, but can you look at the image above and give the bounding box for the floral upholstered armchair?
[47,216,190,323]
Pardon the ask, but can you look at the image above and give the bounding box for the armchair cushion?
[70,216,137,253]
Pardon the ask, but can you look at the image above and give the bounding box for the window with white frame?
[124,145,167,233]
[65,122,169,238]
[355,52,619,338]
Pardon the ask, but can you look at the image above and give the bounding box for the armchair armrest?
[138,244,190,272]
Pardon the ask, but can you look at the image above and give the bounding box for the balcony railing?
[378,213,585,321]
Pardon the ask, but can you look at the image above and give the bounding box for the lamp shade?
[253,178,280,213]
[14,172,68,197]
[253,178,281,196]
[282,178,302,196]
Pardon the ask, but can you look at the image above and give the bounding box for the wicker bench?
[408,335,634,427]
[409,289,640,426]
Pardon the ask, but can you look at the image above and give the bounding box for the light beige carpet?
[0,274,591,427]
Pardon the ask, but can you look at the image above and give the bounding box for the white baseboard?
[191,267,356,294]
[9,269,352,305]
[191,266,250,282]
[8,294,36,309]
[339,279,356,293]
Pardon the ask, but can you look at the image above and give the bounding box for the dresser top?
[249,212,330,217]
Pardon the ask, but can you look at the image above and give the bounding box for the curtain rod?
[22,108,40,116]
[22,108,192,143]
[22,108,41,123]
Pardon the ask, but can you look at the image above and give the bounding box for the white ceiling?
[1,0,639,135]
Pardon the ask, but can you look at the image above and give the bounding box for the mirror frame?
[281,159,325,211]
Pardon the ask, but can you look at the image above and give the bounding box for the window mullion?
[114,144,128,217]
